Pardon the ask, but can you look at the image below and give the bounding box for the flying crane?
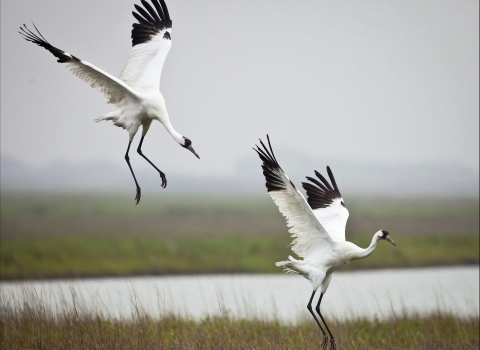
[20,0,199,204]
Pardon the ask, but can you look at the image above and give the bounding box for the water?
[1,266,478,322]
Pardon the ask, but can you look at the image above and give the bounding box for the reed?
[1,294,478,350]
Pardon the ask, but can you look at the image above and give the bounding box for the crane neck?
[161,118,183,144]
[350,236,379,261]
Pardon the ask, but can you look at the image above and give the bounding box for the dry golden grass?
[1,300,478,350]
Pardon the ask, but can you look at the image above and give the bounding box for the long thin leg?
[307,291,329,350]
[137,135,167,189]
[125,140,141,205]
[315,293,335,350]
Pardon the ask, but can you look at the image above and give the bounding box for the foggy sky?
[1,0,478,180]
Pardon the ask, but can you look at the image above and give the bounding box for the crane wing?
[120,0,172,91]
[19,24,139,106]
[254,136,335,259]
[301,167,350,242]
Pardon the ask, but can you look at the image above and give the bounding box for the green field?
[1,302,478,350]
[1,192,478,280]
[2,233,479,280]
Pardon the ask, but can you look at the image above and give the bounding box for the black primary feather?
[302,167,343,210]
[131,0,172,47]
[19,23,81,63]
[327,166,340,193]
[254,135,295,192]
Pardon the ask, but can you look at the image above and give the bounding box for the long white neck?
[350,235,379,261]
[161,118,183,144]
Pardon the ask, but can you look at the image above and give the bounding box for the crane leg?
[137,135,167,189]
[315,293,335,350]
[125,140,141,205]
[307,291,329,350]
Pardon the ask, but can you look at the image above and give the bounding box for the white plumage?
[254,135,396,350]
[20,0,199,204]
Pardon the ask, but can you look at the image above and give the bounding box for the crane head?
[378,230,396,247]
[181,137,200,159]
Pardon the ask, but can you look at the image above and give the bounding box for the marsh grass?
[2,193,478,241]
[1,193,479,279]
[1,234,478,280]
[1,291,478,349]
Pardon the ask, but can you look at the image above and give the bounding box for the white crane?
[19,0,199,205]
[254,136,396,350]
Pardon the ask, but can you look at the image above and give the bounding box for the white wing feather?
[120,0,173,91]
[312,199,349,242]
[255,138,334,260]
[302,168,350,242]
[66,59,140,105]
[21,0,174,102]
[19,24,139,106]
[270,180,335,259]
[120,30,172,91]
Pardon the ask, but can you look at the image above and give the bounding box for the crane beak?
[188,145,200,159]
[386,235,397,247]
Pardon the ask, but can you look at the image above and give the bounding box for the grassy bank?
[1,192,478,279]
[2,193,478,240]
[1,234,478,280]
[1,305,478,349]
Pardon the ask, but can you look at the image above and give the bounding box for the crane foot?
[330,337,336,350]
[160,172,167,189]
[321,335,328,349]
[135,187,141,205]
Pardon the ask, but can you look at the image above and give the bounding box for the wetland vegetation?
[1,192,478,280]
[1,192,478,349]
[1,298,478,350]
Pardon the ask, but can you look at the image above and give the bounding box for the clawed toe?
[321,335,328,349]
[330,338,336,350]
[135,187,141,205]
[160,172,167,188]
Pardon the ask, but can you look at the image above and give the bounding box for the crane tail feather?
[275,256,305,275]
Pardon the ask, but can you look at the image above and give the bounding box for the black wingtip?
[303,167,343,210]
[266,134,280,164]
[326,166,340,194]
[30,20,48,43]
[254,135,290,193]
[314,170,333,191]
[19,23,81,64]
[131,0,172,47]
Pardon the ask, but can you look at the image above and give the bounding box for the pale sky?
[1,0,478,178]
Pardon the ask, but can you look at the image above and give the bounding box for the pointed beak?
[386,235,397,247]
[187,145,200,159]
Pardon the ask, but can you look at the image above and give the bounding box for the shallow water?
[1,266,478,322]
